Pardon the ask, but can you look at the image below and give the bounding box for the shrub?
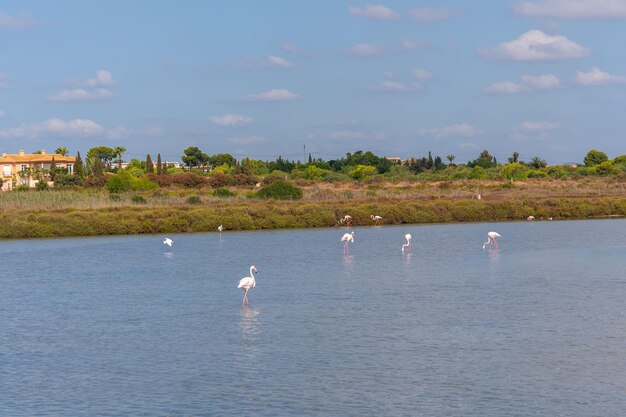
[591,161,618,176]
[131,195,147,204]
[468,166,488,179]
[172,173,208,187]
[131,176,159,191]
[208,172,230,188]
[584,149,608,167]
[348,165,378,180]
[147,173,173,187]
[256,179,303,200]
[35,181,49,191]
[500,162,529,181]
[109,194,121,202]
[54,174,83,188]
[213,188,236,198]
[106,171,132,193]
[262,173,287,185]
[186,195,202,204]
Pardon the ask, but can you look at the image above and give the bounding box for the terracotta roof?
[1,153,76,164]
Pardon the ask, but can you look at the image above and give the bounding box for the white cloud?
[0,11,37,29]
[244,89,299,102]
[383,71,396,79]
[398,39,428,50]
[86,70,117,87]
[0,110,5,118]
[267,55,295,69]
[348,42,382,57]
[47,88,114,102]
[575,67,626,85]
[478,30,589,61]
[280,42,303,55]
[48,70,117,102]
[418,123,478,138]
[370,80,420,93]
[329,130,365,139]
[349,4,400,20]
[408,8,457,21]
[513,0,626,19]
[517,121,560,131]
[485,82,528,94]
[210,114,252,127]
[412,69,433,79]
[521,74,560,89]
[0,118,106,139]
[229,135,266,145]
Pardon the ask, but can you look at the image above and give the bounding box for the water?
[1,219,625,416]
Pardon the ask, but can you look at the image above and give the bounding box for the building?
[1,150,76,191]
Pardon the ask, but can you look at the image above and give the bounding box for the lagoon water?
[1,219,626,416]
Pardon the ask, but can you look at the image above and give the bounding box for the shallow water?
[1,219,625,416]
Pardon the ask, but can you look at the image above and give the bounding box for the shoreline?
[2,196,625,240]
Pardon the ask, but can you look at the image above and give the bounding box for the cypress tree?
[156,153,162,175]
[146,154,154,173]
[50,156,57,181]
[74,151,85,178]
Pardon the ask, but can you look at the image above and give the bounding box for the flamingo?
[237,265,258,305]
[218,224,223,232]
[339,215,352,226]
[483,231,501,249]
[527,216,535,221]
[371,215,382,225]
[401,233,412,252]
[163,238,173,246]
[341,231,354,254]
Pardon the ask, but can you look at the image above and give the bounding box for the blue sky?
[1,0,625,164]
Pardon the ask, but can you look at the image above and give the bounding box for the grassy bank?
[1,196,625,239]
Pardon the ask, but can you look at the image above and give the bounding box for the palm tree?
[529,156,547,169]
[508,151,520,164]
[446,154,456,165]
[55,146,68,156]
[114,146,126,169]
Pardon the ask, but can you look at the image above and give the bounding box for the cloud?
[280,43,304,55]
[478,30,589,61]
[408,8,457,21]
[485,82,528,94]
[244,89,299,102]
[575,67,626,85]
[210,114,252,127]
[521,74,560,89]
[370,80,420,93]
[86,70,117,87]
[349,4,400,20]
[417,123,478,138]
[412,69,433,79]
[0,110,5,118]
[229,135,266,145]
[512,0,626,19]
[0,118,106,139]
[0,11,37,29]
[329,130,365,139]
[47,88,114,102]
[48,70,117,102]
[268,55,295,69]
[348,42,382,57]
[242,55,296,70]
[517,121,559,131]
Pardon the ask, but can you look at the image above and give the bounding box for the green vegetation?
[256,180,303,200]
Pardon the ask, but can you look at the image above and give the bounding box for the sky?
[1,0,626,165]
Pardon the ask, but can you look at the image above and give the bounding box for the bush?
[256,179,303,200]
[35,181,49,191]
[106,171,132,193]
[468,166,488,179]
[131,195,147,204]
[109,194,121,202]
[54,174,83,188]
[213,188,236,198]
[172,173,209,187]
[147,173,173,187]
[208,172,230,188]
[500,162,529,181]
[186,195,202,204]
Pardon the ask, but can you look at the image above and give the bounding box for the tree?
[181,146,208,168]
[49,156,57,181]
[55,146,69,156]
[584,149,608,167]
[468,149,497,169]
[508,152,520,164]
[208,153,237,168]
[114,146,126,168]
[156,153,163,175]
[74,151,85,178]
[87,146,116,168]
[146,154,154,173]
[446,154,456,165]
[529,156,547,169]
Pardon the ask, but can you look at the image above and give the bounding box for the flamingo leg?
[243,289,249,305]
[343,241,348,254]
[494,239,499,248]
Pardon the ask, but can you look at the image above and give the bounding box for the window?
[2,165,10,176]
[21,164,28,172]
[66,164,73,174]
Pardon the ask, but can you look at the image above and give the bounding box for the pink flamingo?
[483,231,501,249]
[401,233,412,252]
[237,265,258,305]
[339,215,352,226]
[341,231,354,254]
[371,215,382,225]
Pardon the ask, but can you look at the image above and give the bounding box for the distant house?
[1,149,76,191]
[385,157,403,164]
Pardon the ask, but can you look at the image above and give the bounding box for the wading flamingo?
[163,238,173,246]
[237,265,258,305]
[218,224,223,232]
[371,215,382,225]
[341,231,355,254]
[483,231,501,249]
[402,233,412,252]
[527,216,535,221]
[339,215,352,226]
